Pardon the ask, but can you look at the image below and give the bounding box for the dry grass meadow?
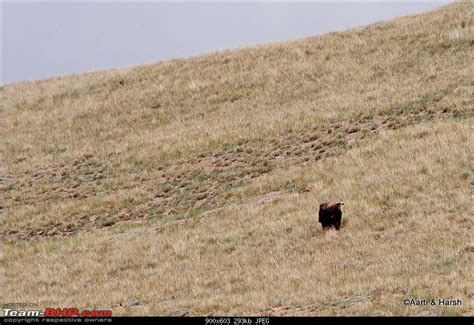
[1,2,473,316]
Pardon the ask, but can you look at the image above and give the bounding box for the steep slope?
[1,2,473,316]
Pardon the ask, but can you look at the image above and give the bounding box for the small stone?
[329,295,367,307]
[330,299,345,306]
[170,308,188,316]
[123,298,140,307]
[347,295,367,303]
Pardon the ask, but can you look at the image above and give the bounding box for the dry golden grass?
[1,2,473,316]
[3,119,472,316]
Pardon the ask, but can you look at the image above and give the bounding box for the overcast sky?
[2,1,451,85]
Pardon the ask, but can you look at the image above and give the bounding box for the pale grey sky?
[2,1,451,85]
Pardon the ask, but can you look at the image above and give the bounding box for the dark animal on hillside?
[319,202,344,230]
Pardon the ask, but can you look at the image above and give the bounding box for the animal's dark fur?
[319,202,344,230]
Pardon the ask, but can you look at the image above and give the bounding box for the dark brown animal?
[319,202,344,230]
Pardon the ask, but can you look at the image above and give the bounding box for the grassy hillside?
[1,2,473,316]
